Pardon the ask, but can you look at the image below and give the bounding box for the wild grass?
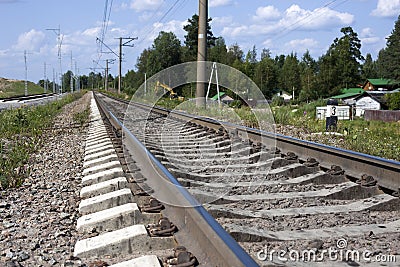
[73,107,90,126]
[0,92,85,189]
[272,102,400,161]
[0,79,44,98]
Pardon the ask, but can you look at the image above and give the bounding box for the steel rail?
[99,92,400,193]
[0,93,55,102]
[94,93,259,267]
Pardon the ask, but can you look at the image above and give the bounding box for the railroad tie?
[73,92,174,266]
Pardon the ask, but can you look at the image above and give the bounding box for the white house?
[354,92,386,117]
[355,97,380,116]
[276,90,293,102]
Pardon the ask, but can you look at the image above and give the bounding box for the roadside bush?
[271,95,285,106]
[385,92,400,110]
[229,100,242,108]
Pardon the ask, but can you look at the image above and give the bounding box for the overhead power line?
[46,26,63,94]
[272,0,350,41]
[134,0,186,49]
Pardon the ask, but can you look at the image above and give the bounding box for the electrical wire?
[271,0,350,41]
[95,0,114,71]
[134,0,186,49]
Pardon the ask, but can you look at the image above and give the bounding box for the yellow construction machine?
[155,81,184,101]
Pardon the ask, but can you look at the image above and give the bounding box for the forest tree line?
[42,14,400,102]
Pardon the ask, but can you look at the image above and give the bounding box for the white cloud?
[253,6,281,21]
[82,27,101,38]
[149,20,186,42]
[130,0,163,12]
[361,36,380,45]
[139,11,156,22]
[222,4,354,39]
[0,49,9,56]
[13,29,45,52]
[221,25,248,37]
[361,27,374,37]
[261,39,275,51]
[285,38,318,50]
[371,0,400,17]
[211,16,234,27]
[210,0,232,8]
[360,28,380,45]
[281,5,353,30]
[117,2,129,11]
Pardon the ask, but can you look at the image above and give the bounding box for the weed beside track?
[0,91,86,189]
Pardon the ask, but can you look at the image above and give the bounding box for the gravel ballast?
[0,93,91,267]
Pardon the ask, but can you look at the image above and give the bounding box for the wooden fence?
[364,110,400,122]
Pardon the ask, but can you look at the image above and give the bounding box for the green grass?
[272,102,400,161]
[0,78,45,98]
[73,107,90,126]
[338,119,400,160]
[0,91,86,189]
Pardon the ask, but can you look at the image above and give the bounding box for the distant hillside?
[0,78,44,98]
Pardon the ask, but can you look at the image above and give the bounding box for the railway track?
[0,93,62,111]
[74,92,400,266]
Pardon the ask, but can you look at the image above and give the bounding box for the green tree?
[62,70,74,92]
[260,48,271,60]
[385,92,400,110]
[279,53,301,98]
[315,53,340,97]
[329,27,364,89]
[299,50,318,101]
[208,37,228,63]
[124,48,153,91]
[226,43,244,66]
[149,31,182,75]
[123,69,143,94]
[376,48,389,78]
[315,27,363,97]
[253,54,278,99]
[274,54,286,70]
[361,53,378,81]
[376,15,400,79]
[88,72,103,90]
[183,14,216,61]
[136,48,152,75]
[243,45,257,78]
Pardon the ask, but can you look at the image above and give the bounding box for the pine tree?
[361,53,378,80]
[183,14,216,61]
[280,53,301,97]
[377,15,400,79]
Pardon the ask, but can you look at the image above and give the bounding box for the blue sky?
[0,0,399,83]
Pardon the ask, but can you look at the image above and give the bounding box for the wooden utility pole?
[196,0,208,107]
